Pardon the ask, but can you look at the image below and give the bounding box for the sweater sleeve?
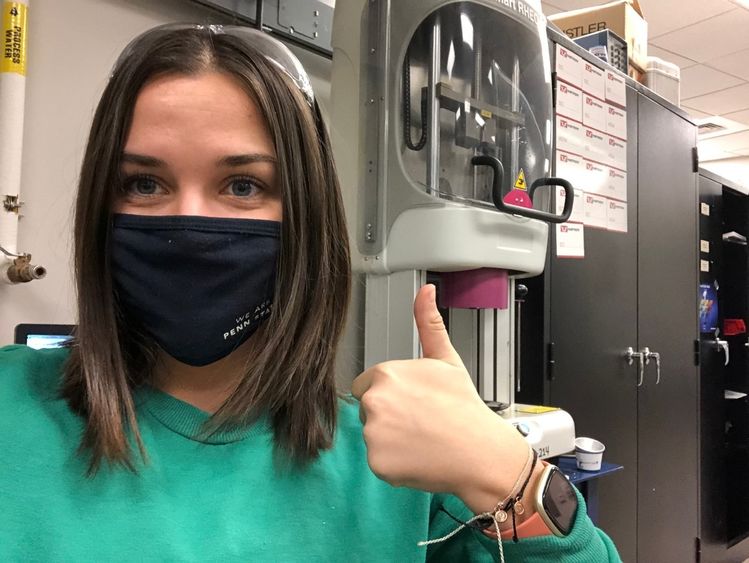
[425,487,622,563]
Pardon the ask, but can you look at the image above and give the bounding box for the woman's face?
[114,71,282,221]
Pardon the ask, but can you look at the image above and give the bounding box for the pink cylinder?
[439,268,509,310]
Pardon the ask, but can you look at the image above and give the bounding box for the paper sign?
[582,62,605,101]
[583,94,607,133]
[606,104,627,140]
[556,223,585,258]
[584,127,607,163]
[700,240,710,253]
[584,193,608,229]
[557,81,583,121]
[700,260,710,273]
[555,150,586,192]
[701,202,710,216]
[556,45,583,88]
[556,116,586,155]
[605,167,627,202]
[605,135,627,169]
[555,186,585,224]
[605,70,626,107]
[607,199,627,233]
[582,160,607,195]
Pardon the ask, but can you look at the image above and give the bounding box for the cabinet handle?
[714,339,729,366]
[643,347,662,385]
[624,346,645,387]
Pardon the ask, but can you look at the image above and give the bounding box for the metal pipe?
[426,15,441,195]
[510,54,520,188]
[0,0,29,258]
[255,0,264,31]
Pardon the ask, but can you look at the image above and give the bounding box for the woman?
[0,24,619,562]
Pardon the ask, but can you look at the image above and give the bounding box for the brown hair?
[62,26,351,474]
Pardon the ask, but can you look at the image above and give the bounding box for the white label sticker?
[556,45,583,88]
[556,150,587,193]
[555,186,585,224]
[700,240,710,253]
[556,223,585,258]
[582,160,607,195]
[583,94,607,133]
[607,199,628,233]
[557,82,583,122]
[701,202,710,216]
[584,127,607,163]
[605,167,627,201]
[584,193,608,229]
[605,70,626,106]
[582,62,606,100]
[606,104,627,140]
[556,116,586,155]
[700,259,710,273]
[605,135,627,169]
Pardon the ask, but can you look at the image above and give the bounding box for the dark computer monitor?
[14,324,76,349]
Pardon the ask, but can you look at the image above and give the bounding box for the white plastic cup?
[575,437,605,471]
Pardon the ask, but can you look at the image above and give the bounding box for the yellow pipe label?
[1,2,27,75]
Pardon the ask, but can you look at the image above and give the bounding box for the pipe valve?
[0,245,46,284]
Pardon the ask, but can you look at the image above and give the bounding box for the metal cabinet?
[543,39,699,562]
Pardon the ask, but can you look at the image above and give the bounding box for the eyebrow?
[217,154,277,167]
[121,153,277,167]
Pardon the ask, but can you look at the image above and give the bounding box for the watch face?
[542,468,578,535]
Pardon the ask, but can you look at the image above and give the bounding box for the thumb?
[414,284,464,368]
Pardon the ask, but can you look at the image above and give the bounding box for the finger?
[413,284,464,368]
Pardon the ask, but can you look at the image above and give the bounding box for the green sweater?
[0,345,620,562]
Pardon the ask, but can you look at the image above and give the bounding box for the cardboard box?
[549,0,648,71]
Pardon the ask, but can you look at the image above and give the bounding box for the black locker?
[635,93,699,563]
[546,83,639,563]
[543,33,699,562]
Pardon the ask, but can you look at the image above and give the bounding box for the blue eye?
[122,175,162,196]
[228,178,259,198]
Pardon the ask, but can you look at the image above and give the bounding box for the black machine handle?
[471,155,574,224]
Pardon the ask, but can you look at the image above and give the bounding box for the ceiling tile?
[682,105,713,120]
[713,130,749,151]
[698,145,739,161]
[541,2,563,15]
[640,0,736,38]
[724,108,749,125]
[546,0,602,12]
[651,8,749,63]
[683,81,749,114]
[680,64,745,99]
[647,44,698,70]
[705,48,749,80]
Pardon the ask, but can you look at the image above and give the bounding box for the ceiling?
[541,0,749,162]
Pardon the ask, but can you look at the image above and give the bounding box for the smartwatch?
[533,464,579,536]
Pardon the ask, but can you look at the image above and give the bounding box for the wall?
[0,0,362,384]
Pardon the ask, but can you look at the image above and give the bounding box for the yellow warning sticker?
[1,2,27,76]
[514,169,527,190]
[480,109,492,119]
[515,405,559,414]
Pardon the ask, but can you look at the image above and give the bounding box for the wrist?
[454,417,532,514]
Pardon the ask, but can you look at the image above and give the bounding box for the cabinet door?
[636,94,699,563]
[547,84,639,563]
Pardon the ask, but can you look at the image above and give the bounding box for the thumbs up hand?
[351,285,536,515]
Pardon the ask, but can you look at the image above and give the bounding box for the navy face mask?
[110,214,281,366]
